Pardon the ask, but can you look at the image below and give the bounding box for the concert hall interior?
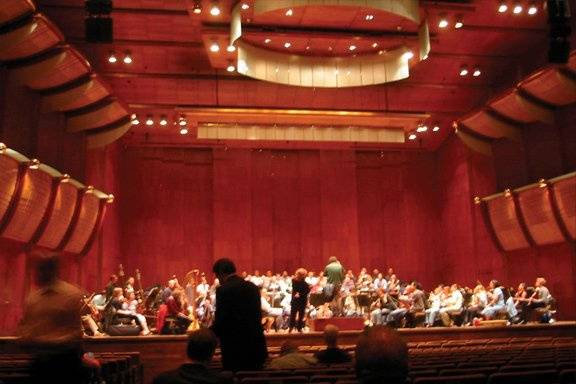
[0,0,575,383]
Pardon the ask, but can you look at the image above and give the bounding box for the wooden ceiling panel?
[0,0,35,26]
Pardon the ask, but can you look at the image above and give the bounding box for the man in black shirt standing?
[289,268,310,333]
[211,258,268,371]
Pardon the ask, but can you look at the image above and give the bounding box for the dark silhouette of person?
[355,325,409,384]
[314,324,351,364]
[153,328,233,384]
[211,258,268,371]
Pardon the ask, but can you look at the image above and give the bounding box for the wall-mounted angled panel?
[550,174,576,240]
[520,69,576,106]
[0,0,35,26]
[63,189,107,254]
[86,119,132,149]
[516,185,565,245]
[486,194,531,251]
[460,110,521,141]
[35,179,83,249]
[67,99,128,132]
[42,74,111,112]
[1,164,60,243]
[489,90,554,124]
[0,148,28,231]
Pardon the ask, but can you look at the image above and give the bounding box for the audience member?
[314,325,351,364]
[269,341,317,369]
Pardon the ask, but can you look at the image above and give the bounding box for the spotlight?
[131,114,140,125]
[178,115,187,126]
[29,159,40,170]
[372,42,378,48]
[455,15,464,29]
[402,51,414,60]
[241,3,250,10]
[365,14,374,21]
[438,14,449,28]
[416,124,428,133]
[180,127,189,135]
[209,42,220,52]
[192,0,202,14]
[498,2,508,12]
[408,133,417,140]
[264,38,271,44]
[146,115,154,126]
[433,124,440,132]
[459,65,469,76]
[284,42,291,48]
[538,179,547,188]
[210,1,221,16]
[349,45,357,51]
[106,194,115,203]
[504,188,512,198]
[60,174,71,183]
[123,51,133,64]
[159,115,168,126]
[513,3,522,13]
[226,45,236,52]
[378,50,384,55]
[528,3,537,15]
[285,8,293,16]
[472,67,481,77]
[328,46,333,51]
[226,61,236,72]
[108,51,117,63]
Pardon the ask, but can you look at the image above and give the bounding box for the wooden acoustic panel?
[460,110,521,141]
[0,0,35,27]
[11,47,91,91]
[63,190,106,254]
[551,174,576,240]
[42,74,111,112]
[520,69,576,106]
[86,119,132,149]
[35,179,83,249]
[67,99,128,132]
[488,90,554,124]
[1,164,59,243]
[486,194,530,251]
[0,14,63,62]
[0,149,28,227]
[516,186,565,246]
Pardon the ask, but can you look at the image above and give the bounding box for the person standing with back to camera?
[324,256,345,316]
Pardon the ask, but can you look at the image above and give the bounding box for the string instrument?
[81,293,102,321]
[135,268,145,300]
[118,264,126,288]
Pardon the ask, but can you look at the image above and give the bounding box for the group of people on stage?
[80,256,555,337]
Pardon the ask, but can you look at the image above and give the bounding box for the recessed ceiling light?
[472,67,481,77]
[284,42,291,48]
[372,42,378,48]
[498,2,508,12]
[402,51,414,60]
[365,14,374,21]
[227,63,236,72]
[460,65,469,76]
[180,127,189,135]
[285,8,293,16]
[513,3,522,13]
[192,0,202,14]
[438,16,449,28]
[378,50,384,55]
[241,3,250,10]
[349,45,357,51]
[178,115,187,126]
[210,2,221,16]
[433,125,440,132]
[108,52,117,63]
[123,51,133,64]
[264,38,271,44]
[416,124,428,133]
[408,133,417,140]
[146,116,154,126]
[455,17,464,29]
[227,45,236,52]
[209,42,220,52]
[131,114,140,125]
[528,4,537,14]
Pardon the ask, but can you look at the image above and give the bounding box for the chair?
[487,370,559,384]
[413,373,487,384]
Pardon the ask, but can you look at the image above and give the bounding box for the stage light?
[209,42,220,52]
[433,124,440,132]
[472,67,481,77]
[372,42,378,48]
[108,51,117,63]
[226,61,236,72]
[416,124,428,133]
[284,42,291,48]
[226,45,236,52]
[131,114,140,125]
[106,194,115,203]
[408,133,417,140]
[159,115,168,126]
[438,14,449,28]
[474,196,482,205]
[179,127,189,135]
[264,38,271,44]
[60,174,71,183]
[123,51,133,64]
[513,3,523,13]
[285,8,293,16]
[305,46,310,50]
[528,3,538,15]
[146,115,154,126]
[210,1,221,16]
[192,0,202,14]
[29,159,40,170]
[328,46,333,51]
[178,115,187,126]
[459,65,469,76]
[378,50,384,55]
[85,185,95,194]
[402,51,414,60]
[365,14,374,21]
[241,3,249,10]
[498,2,508,12]
[349,45,357,51]
[504,188,512,198]
[455,15,464,29]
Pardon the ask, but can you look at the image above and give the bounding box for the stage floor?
[1,322,574,384]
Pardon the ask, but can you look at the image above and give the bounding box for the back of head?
[295,268,307,280]
[355,325,408,384]
[323,324,339,347]
[328,256,338,264]
[187,329,218,363]
[280,341,299,355]
[212,258,236,279]
[33,252,60,287]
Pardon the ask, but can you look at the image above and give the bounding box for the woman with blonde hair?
[289,268,310,333]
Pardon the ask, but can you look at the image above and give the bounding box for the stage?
[1,322,574,384]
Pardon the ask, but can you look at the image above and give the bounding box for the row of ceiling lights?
[107,51,132,64]
[408,123,441,140]
[460,65,482,77]
[498,1,539,14]
[131,113,189,134]
[438,13,464,29]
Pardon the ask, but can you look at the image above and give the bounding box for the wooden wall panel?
[486,194,530,251]
[63,192,103,254]
[516,186,565,246]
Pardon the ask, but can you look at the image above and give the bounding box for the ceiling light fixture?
[131,114,140,125]
[472,67,481,77]
[498,2,508,12]
[192,0,202,14]
[402,51,414,60]
[433,124,440,132]
[241,3,250,10]
[416,124,428,133]
[159,115,168,126]
[209,41,220,52]
[438,14,449,28]
[210,1,221,16]
[227,45,236,52]
[284,42,291,48]
[365,14,374,21]
[108,51,117,63]
[528,3,538,14]
[180,127,189,135]
[408,133,417,140]
[264,38,271,44]
[226,61,236,72]
[123,51,133,64]
[513,3,523,13]
[459,65,469,76]
[178,115,187,126]
[372,42,378,48]
[454,15,464,29]
[349,45,357,51]
[285,8,293,16]
[146,116,154,126]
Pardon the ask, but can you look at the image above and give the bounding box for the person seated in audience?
[521,277,553,323]
[269,341,318,369]
[425,285,444,327]
[439,284,464,327]
[355,325,408,384]
[314,324,352,364]
[480,279,506,320]
[463,284,488,325]
[153,328,233,384]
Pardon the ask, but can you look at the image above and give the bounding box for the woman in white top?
[480,280,506,319]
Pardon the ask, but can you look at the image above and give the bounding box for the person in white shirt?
[195,276,210,300]
[463,284,488,325]
[481,280,506,319]
[425,285,445,327]
[439,284,464,326]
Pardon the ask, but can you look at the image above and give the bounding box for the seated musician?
[462,284,488,325]
[404,282,426,328]
[425,285,445,327]
[439,284,464,327]
[316,303,333,319]
[196,298,214,328]
[124,276,135,296]
[81,295,104,337]
[343,288,361,317]
[122,291,151,335]
[260,288,283,333]
[370,289,393,326]
[106,287,148,334]
[165,290,193,333]
[520,277,553,323]
[480,280,506,319]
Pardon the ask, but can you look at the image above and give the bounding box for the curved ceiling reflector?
[519,69,576,106]
[0,14,64,62]
[0,0,35,27]
[550,173,576,241]
[42,74,112,113]
[86,119,132,149]
[10,47,91,90]
[485,193,531,251]
[460,110,522,141]
[454,127,493,156]
[489,90,554,125]
[0,147,28,232]
[516,184,565,245]
[66,98,129,132]
[63,188,108,254]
